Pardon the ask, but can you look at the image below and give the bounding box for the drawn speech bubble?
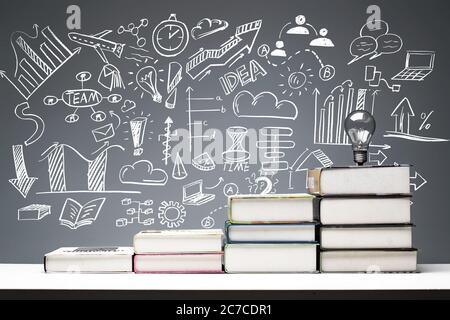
[348,36,377,65]
[370,33,403,60]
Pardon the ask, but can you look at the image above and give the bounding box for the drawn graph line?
[1,25,79,100]
[14,102,45,146]
[9,145,38,198]
[38,142,132,194]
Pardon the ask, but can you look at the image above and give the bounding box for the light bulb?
[344,110,376,166]
[136,66,162,103]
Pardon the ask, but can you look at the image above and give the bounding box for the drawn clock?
[152,14,189,57]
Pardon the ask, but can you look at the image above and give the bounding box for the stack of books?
[44,230,223,273]
[224,194,319,273]
[307,165,417,273]
[133,229,223,273]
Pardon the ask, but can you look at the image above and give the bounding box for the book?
[320,195,411,225]
[134,229,223,254]
[59,198,105,229]
[307,165,411,195]
[228,194,318,224]
[320,249,417,273]
[224,243,318,273]
[320,224,413,249]
[134,253,223,273]
[44,247,133,273]
[226,221,317,243]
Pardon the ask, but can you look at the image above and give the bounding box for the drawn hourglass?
[222,126,250,163]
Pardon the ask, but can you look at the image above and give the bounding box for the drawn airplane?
[68,30,124,63]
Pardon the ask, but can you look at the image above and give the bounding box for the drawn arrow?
[312,88,320,144]
[162,116,173,165]
[369,150,387,165]
[206,177,224,190]
[73,47,82,55]
[197,70,211,82]
[0,70,28,100]
[9,145,38,198]
[410,171,427,191]
[370,89,380,114]
[370,143,391,150]
[109,110,121,130]
[15,102,45,146]
[391,97,415,134]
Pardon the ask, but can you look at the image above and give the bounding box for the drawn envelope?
[92,123,115,142]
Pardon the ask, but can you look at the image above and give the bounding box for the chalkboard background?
[0,0,449,263]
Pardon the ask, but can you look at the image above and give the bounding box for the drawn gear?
[158,201,186,228]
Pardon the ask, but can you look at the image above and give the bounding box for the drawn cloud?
[233,90,298,120]
[119,160,168,186]
[191,18,229,40]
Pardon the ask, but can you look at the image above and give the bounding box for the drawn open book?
[59,198,105,229]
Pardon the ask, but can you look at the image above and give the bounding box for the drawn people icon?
[310,28,334,47]
[287,15,310,35]
[270,41,287,57]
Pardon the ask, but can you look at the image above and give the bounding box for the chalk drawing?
[191,18,229,40]
[116,198,154,227]
[186,20,262,80]
[152,14,189,57]
[158,200,186,228]
[43,71,122,123]
[14,102,45,146]
[0,25,79,100]
[18,204,51,221]
[59,198,105,229]
[9,145,38,198]
[182,180,215,206]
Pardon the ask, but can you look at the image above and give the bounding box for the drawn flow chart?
[43,71,122,123]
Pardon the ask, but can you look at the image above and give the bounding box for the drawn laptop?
[182,180,215,206]
[392,51,435,81]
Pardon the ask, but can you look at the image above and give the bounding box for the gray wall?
[0,0,449,263]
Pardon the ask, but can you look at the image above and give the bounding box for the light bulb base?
[353,150,367,166]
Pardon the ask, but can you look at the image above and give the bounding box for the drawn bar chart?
[8,26,76,100]
[315,82,370,145]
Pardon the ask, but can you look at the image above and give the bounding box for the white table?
[1,264,449,299]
